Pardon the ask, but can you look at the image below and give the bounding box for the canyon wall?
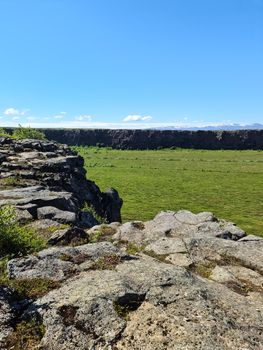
[42,129,263,150]
[3,128,263,149]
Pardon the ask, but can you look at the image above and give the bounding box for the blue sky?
[0,0,262,128]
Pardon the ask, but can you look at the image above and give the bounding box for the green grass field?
[74,147,263,237]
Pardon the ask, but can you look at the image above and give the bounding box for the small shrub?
[12,125,46,140]
[90,254,121,270]
[5,319,45,350]
[8,278,60,300]
[89,225,116,243]
[0,127,11,137]
[82,202,107,224]
[0,205,46,258]
[126,242,145,255]
[0,259,60,298]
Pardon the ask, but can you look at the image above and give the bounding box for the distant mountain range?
[151,123,263,131]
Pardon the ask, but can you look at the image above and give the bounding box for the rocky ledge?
[0,137,122,227]
[1,210,263,349]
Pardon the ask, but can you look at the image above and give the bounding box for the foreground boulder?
[1,210,262,349]
[0,138,122,227]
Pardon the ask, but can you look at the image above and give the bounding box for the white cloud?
[60,111,67,115]
[75,115,92,121]
[4,107,29,116]
[12,116,20,120]
[123,115,152,122]
[54,115,64,119]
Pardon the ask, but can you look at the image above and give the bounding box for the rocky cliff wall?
[0,137,122,226]
[38,129,263,150]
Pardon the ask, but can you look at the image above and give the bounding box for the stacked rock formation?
[0,137,122,227]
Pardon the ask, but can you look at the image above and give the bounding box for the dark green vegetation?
[75,147,263,237]
[0,205,45,259]
[5,319,45,350]
[0,125,46,140]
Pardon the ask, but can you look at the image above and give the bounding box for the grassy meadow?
[74,147,263,237]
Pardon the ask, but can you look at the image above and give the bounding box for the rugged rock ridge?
[38,128,263,150]
[1,210,263,349]
[0,137,122,225]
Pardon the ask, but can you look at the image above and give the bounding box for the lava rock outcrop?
[0,137,122,226]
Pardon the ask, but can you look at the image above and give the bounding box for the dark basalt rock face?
[38,128,263,150]
[0,137,122,226]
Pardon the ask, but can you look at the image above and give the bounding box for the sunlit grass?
[74,147,263,237]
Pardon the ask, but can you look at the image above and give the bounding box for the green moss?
[0,177,19,188]
[126,242,145,255]
[113,302,130,321]
[190,262,217,279]
[47,224,70,234]
[144,250,169,263]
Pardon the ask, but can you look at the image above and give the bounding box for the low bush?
[5,319,45,350]
[82,202,107,224]
[0,205,45,259]
[12,125,46,140]
[90,254,121,270]
[0,127,11,137]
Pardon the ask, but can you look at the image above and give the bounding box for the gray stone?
[239,234,263,242]
[7,242,123,281]
[165,253,192,267]
[48,227,88,246]
[0,138,123,224]
[0,287,17,349]
[145,237,187,255]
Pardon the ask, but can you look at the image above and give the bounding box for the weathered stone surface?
[239,234,263,241]
[37,206,77,225]
[2,208,263,349]
[113,210,246,245]
[0,287,19,349]
[145,237,187,255]
[0,138,123,225]
[48,227,88,246]
[7,242,123,281]
[165,253,192,267]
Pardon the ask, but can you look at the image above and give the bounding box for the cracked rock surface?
[1,210,263,349]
